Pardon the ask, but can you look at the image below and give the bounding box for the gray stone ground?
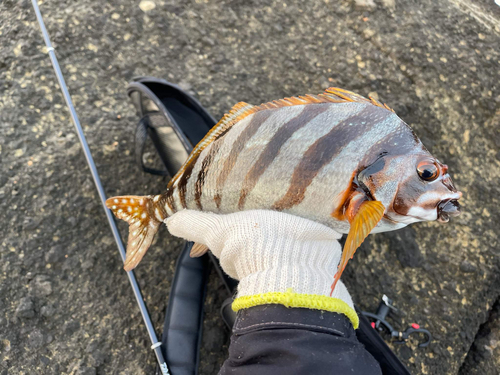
[1,0,499,374]
[459,299,500,375]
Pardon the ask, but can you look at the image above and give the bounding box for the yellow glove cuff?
[232,288,359,329]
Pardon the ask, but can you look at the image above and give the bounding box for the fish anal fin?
[105,195,162,271]
[323,87,395,113]
[330,200,385,296]
[190,242,209,258]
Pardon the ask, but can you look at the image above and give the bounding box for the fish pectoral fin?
[330,200,385,296]
[190,242,209,258]
[105,195,162,271]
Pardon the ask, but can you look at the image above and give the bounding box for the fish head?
[392,153,462,223]
[358,151,462,226]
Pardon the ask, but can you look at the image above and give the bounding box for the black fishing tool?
[135,78,413,375]
[362,295,432,348]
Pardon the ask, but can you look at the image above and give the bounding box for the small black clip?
[398,324,432,348]
[361,295,432,348]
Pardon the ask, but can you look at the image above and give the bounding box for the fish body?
[168,102,403,232]
[106,88,462,291]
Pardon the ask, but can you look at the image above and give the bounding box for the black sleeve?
[219,304,382,375]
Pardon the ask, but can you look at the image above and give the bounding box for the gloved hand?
[166,209,358,328]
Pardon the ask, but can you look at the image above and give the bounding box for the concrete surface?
[1,0,499,374]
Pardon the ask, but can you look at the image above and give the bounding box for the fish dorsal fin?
[252,93,342,110]
[168,94,342,189]
[168,88,394,189]
[242,88,394,114]
[322,87,395,113]
[168,101,255,188]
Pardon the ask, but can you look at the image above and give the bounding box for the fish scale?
[106,87,462,294]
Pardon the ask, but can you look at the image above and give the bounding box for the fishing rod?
[30,1,170,374]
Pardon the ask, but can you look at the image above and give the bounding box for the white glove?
[166,209,358,328]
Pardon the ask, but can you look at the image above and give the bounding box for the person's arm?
[167,210,381,375]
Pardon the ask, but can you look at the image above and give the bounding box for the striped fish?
[106,88,462,293]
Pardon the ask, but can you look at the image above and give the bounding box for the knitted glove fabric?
[166,209,358,328]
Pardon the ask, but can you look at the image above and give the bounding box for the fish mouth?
[437,199,461,223]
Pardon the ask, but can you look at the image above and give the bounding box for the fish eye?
[417,161,439,181]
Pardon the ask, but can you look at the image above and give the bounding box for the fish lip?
[437,198,461,223]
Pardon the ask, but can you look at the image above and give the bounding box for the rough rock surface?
[460,299,500,375]
[1,0,499,374]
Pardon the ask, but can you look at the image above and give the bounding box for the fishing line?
[30,1,170,373]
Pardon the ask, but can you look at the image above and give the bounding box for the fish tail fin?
[105,195,165,271]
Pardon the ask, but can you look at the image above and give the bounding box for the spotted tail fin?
[105,195,164,271]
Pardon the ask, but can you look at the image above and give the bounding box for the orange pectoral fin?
[330,200,385,296]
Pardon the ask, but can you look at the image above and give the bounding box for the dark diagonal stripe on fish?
[164,188,177,213]
[238,105,330,210]
[214,110,272,209]
[177,130,237,208]
[272,106,389,211]
[194,138,224,210]
[177,161,197,209]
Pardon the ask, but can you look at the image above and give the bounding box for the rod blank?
[30,1,169,373]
